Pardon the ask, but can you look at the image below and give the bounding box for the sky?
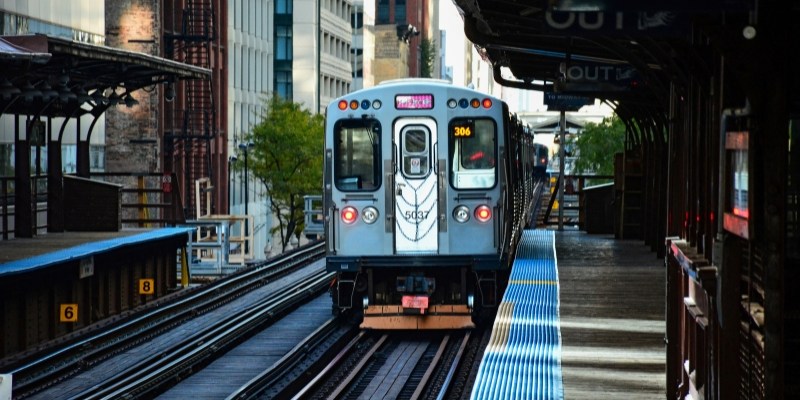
[438,0,468,87]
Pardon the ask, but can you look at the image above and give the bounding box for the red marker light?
[475,205,492,222]
[482,98,492,108]
[341,206,358,224]
[338,100,348,110]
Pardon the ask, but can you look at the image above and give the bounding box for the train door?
[394,117,438,253]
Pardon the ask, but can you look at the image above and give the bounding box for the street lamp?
[228,155,238,211]
[238,141,254,255]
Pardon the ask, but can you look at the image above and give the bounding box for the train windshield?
[333,119,381,191]
[449,118,497,189]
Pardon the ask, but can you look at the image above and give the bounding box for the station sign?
[547,0,753,12]
[139,278,155,295]
[560,62,640,92]
[543,10,689,37]
[79,256,94,278]
[60,304,78,322]
[544,92,594,112]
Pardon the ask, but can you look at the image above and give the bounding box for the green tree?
[244,94,324,252]
[568,115,625,179]
[419,38,436,78]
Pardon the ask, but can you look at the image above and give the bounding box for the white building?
[228,0,353,256]
[228,0,273,257]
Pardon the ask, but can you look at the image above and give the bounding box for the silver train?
[323,79,541,329]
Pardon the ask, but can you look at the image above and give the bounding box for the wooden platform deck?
[0,230,147,264]
[555,230,666,399]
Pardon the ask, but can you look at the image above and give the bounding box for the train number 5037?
[405,210,430,220]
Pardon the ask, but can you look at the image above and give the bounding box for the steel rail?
[5,241,324,398]
[67,269,334,400]
[224,317,344,400]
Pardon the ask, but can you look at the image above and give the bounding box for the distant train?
[323,79,541,329]
[533,143,549,180]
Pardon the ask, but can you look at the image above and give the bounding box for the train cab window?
[401,127,430,178]
[334,119,381,191]
[449,118,496,189]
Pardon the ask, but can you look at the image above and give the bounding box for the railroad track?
[253,327,491,400]
[2,242,326,399]
[67,270,334,399]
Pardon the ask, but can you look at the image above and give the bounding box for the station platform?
[472,229,665,399]
[0,228,192,359]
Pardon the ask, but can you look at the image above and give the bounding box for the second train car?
[324,79,540,329]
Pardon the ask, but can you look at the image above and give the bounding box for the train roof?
[333,79,501,104]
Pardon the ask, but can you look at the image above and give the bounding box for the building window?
[351,10,363,29]
[276,25,292,60]
[90,145,105,172]
[276,70,292,100]
[395,0,406,24]
[276,0,292,14]
[377,0,390,24]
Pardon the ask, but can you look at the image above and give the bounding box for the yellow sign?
[139,279,155,295]
[60,304,78,322]
[451,120,475,138]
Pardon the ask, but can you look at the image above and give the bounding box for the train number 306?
[405,210,430,220]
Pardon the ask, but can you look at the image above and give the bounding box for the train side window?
[449,118,496,189]
[334,119,381,191]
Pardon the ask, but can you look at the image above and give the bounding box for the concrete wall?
[374,24,408,84]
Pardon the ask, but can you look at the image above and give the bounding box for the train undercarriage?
[329,257,509,329]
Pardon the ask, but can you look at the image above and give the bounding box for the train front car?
[324,79,514,329]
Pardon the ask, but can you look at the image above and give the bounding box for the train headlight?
[372,100,382,109]
[362,206,379,224]
[447,98,458,109]
[475,205,492,222]
[341,206,358,224]
[453,205,470,223]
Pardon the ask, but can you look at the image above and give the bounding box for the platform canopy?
[452,0,757,110]
[0,34,210,118]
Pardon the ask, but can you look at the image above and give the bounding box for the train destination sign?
[395,94,434,110]
[451,120,475,138]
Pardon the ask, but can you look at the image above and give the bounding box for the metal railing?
[541,173,614,229]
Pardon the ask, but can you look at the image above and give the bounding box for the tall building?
[229,0,272,256]
[292,0,353,113]
[350,0,375,90]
